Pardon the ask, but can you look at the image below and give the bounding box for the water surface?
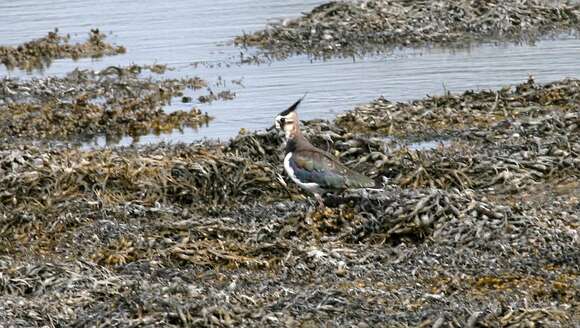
[1,0,579,146]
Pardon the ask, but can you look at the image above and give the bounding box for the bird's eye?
[280,117,286,125]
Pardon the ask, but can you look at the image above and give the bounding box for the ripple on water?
[0,0,580,145]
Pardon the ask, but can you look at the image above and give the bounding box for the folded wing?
[289,149,374,190]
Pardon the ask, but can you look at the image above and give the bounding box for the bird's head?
[275,96,304,138]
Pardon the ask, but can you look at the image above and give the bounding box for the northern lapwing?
[275,97,374,207]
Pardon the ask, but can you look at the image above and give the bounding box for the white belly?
[284,152,323,195]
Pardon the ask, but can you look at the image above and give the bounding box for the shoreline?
[1,76,578,326]
[235,0,580,59]
[1,2,579,324]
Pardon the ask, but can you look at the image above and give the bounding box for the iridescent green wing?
[291,149,373,190]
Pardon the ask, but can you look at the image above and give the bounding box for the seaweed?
[235,0,580,59]
[0,29,126,71]
[0,77,578,327]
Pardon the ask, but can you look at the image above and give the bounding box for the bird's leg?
[314,193,326,209]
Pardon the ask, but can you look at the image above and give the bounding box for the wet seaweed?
[0,29,126,71]
[0,77,578,327]
[235,0,580,59]
[0,66,213,142]
[333,77,580,194]
[336,76,580,137]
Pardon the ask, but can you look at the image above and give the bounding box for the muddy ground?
[0,75,578,327]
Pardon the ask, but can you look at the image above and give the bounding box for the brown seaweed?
[0,66,214,142]
[0,29,126,71]
[235,0,580,59]
[0,77,578,327]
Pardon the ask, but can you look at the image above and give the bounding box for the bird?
[275,96,375,207]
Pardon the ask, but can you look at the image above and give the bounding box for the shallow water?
[1,0,580,146]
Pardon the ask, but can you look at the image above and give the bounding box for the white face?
[275,112,298,138]
[274,115,283,129]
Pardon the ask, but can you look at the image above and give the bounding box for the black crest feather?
[278,94,307,116]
